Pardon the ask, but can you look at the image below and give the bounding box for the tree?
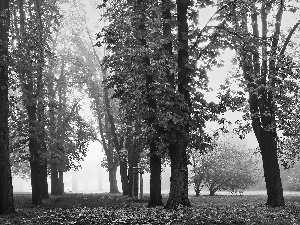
[98,0,217,208]
[135,0,163,206]
[190,133,261,196]
[210,0,300,206]
[0,0,15,214]
[46,33,96,195]
[10,0,61,205]
[165,0,192,209]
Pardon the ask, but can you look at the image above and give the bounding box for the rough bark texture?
[236,2,285,207]
[0,0,15,214]
[165,0,191,209]
[119,160,129,195]
[108,166,119,193]
[259,130,284,206]
[40,163,49,199]
[148,147,163,207]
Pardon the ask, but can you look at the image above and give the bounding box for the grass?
[0,192,299,224]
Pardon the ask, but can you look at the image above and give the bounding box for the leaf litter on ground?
[0,193,299,224]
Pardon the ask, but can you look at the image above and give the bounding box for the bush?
[190,133,261,196]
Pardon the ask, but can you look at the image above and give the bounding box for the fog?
[12,141,172,194]
[12,135,299,195]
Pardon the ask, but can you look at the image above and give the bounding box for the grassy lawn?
[0,193,299,224]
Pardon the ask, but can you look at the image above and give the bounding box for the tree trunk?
[258,130,284,206]
[108,166,119,193]
[30,158,42,205]
[237,1,285,208]
[194,180,200,197]
[166,139,191,208]
[58,170,64,195]
[120,160,129,195]
[40,163,49,199]
[51,164,59,195]
[127,118,139,198]
[134,0,163,206]
[0,0,15,214]
[209,189,215,196]
[148,146,163,206]
[165,0,191,209]
[28,102,43,205]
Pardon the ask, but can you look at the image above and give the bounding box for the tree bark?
[108,166,119,193]
[58,170,64,195]
[148,146,163,206]
[237,2,285,207]
[51,164,59,195]
[119,160,129,195]
[40,163,49,199]
[18,0,46,205]
[165,0,191,209]
[255,128,284,206]
[0,0,15,214]
[127,120,139,198]
[28,103,42,205]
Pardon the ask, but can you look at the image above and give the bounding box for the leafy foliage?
[190,133,261,196]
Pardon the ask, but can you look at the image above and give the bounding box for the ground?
[0,193,300,224]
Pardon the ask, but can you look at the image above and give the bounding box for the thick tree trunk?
[51,164,59,195]
[120,160,129,195]
[58,170,64,195]
[259,130,284,206]
[165,0,191,209]
[40,163,49,199]
[148,146,163,206]
[28,103,42,205]
[0,0,15,214]
[30,159,42,205]
[166,138,191,208]
[209,189,215,196]
[108,166,119,193]
[237,1,285,208]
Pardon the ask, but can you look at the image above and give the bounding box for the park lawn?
[0,193,299,224]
